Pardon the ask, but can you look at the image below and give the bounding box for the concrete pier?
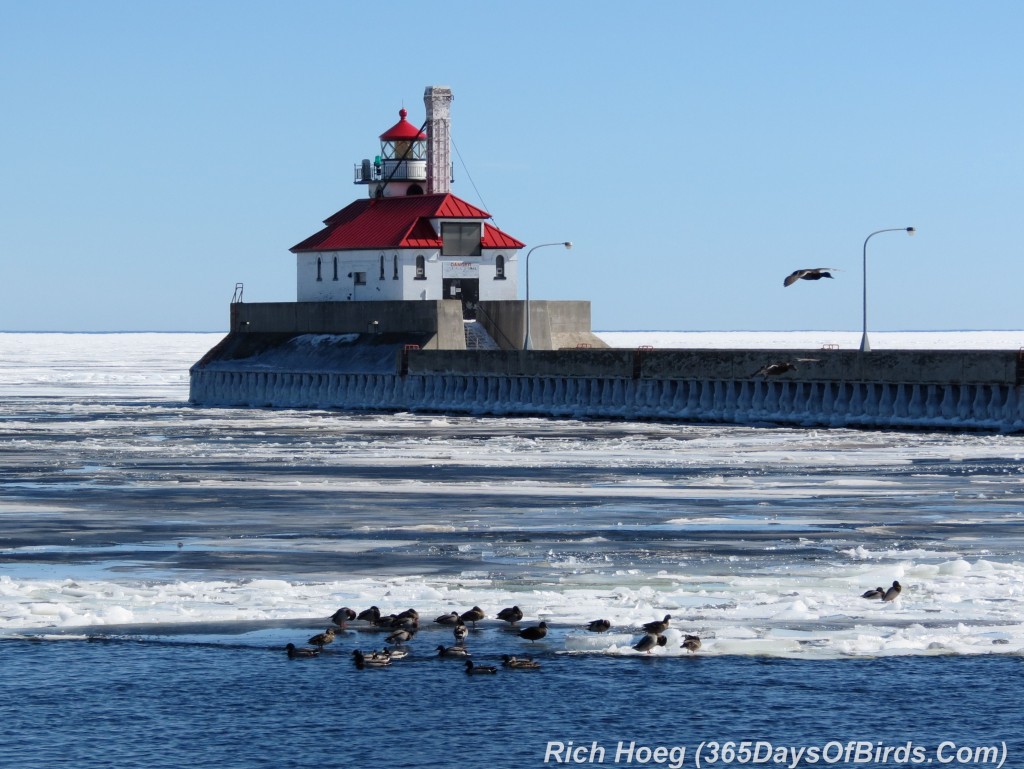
[190,334,1024,432]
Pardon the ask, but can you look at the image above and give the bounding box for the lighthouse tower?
[355,107,428,198]
[290,88,524,320]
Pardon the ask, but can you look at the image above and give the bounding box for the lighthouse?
[290,86,523,320]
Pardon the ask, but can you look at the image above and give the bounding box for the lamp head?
[563,241,573,249]
[906,227,916,235]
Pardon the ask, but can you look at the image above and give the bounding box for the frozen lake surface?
[1,332,1022,766]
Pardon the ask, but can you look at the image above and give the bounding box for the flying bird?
[751,359,820,377]
[784,268,838,287]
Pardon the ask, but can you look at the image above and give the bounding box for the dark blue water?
[4,634,1020,769]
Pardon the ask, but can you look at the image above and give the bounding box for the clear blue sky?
[2,1,1021,332]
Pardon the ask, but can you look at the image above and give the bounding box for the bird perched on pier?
[751,359,819,377]
[882,580,902,602]
[633,633,668,654]
[497,605,523,626]
[330,607,356,627]
[464,659,497,675]
[861,587,886,599]
[783,268,837,287]
[642,615,672,635]
[285,643,319,659]
[307,628,335,651]
[681,635,702,653]
[586,619,611,633]
[460,606,485,627]
[518,621,548,643]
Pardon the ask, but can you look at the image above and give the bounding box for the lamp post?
[523,241,573,350]
[860,227,915,352]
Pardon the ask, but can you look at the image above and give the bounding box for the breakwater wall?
[189,334,1024,432]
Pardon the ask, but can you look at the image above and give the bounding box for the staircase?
[464,320,501,350]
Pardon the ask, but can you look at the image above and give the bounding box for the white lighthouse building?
[291,86,523,321]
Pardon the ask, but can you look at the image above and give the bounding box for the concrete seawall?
[189,333,1024,432]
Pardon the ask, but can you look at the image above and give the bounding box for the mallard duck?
[357,606,381,623]
[586,619,611,633]
[502,654,541,669]
[464,659,497,675]
[380,647,407,660]
[861,587,885,599]
[331,607,356,627]
[385,628,415,645]
[632,633,667,654]
[518,621,548,643]
[642,615,671,635]
[681,635,702,653]
[453,622,468,644]
[460,606,485,627]
[352,649,390,668]
[882,580,902,602]
[285,643,319,659]
[307,628,335,651]
[783,268,837,287]
[436,644,471,658]
[497,606,523,626]
[434,611,461,626]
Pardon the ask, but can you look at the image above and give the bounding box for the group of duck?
[284,604,703,669]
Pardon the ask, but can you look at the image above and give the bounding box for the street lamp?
[860,227,915,352]
[523,241,573,350]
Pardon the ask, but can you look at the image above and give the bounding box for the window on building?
[495,254,506,280]
[415,255,426,280]
[354,272,367,286]
[441,222,481,256]
[316,257,322,282]
[333,256,339,281]
[393,254,399,279]
[379,254,385,280]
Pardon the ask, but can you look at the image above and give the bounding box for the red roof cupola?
[380,108,426,141]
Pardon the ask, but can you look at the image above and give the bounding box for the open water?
[1,333,1023,768]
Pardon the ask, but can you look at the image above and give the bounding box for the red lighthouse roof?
[290,193,525,252]
[379,108,426,141]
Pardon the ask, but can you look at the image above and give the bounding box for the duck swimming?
[502,655,541,670]
[464,659,497,675]
[285,643,319,659]
[436,644,471,658]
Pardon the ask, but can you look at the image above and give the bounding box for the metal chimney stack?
[424,86,453,194]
